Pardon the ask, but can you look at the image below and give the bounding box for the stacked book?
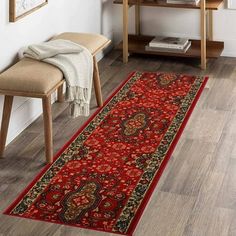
[166,0,200,5]
[145,36,191,54]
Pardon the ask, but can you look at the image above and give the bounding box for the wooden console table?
[114,0,224,69]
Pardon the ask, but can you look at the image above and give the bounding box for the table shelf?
[117,35,224,58]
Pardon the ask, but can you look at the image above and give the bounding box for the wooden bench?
[0,32,111,163]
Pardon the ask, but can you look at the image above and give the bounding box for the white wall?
[112,4,236,57]
[0,0,114,144]
[228,0,236,9]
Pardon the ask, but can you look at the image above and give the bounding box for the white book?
[145,41,191,54]
[167,0,198,2]
[167,0,200,5]
[149,36,189,50]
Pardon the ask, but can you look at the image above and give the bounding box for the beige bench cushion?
[53,33,110,55]
[0,32,110,95]
[0,58,63,95]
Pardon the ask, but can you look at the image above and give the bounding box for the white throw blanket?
[23,39,93,117]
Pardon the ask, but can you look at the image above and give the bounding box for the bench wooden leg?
[42,96,53,164]
[0,95,14,157]
[93,57,103,107]
[57,83,64,103]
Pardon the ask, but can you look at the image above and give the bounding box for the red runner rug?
[4,72,208,235]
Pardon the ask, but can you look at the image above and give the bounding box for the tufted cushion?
[0,58,63,95]
[53,32,110,55]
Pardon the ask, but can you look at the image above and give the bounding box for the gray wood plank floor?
[1,51,236,236]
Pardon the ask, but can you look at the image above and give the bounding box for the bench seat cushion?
[53,32,110,55]
[0,32,110,95]
[0,58,63,95]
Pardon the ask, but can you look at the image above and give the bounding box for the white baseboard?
[221,39,236,57]
[7,99,42,145]
[6,92,57,145]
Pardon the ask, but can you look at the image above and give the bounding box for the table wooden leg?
[123,0,129,63]
[208,10,213,41]
[200,0,207,70]
[0,95,13,157]
[135,1,141,35]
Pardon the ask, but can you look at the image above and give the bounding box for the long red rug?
[4,72,208,235]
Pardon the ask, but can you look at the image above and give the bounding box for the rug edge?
[126,76,209,235]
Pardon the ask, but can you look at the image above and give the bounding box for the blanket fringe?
[66,86,90,117]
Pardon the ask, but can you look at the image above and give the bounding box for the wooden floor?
[1,51,236,236]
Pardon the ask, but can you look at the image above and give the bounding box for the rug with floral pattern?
[4,72,208,236]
